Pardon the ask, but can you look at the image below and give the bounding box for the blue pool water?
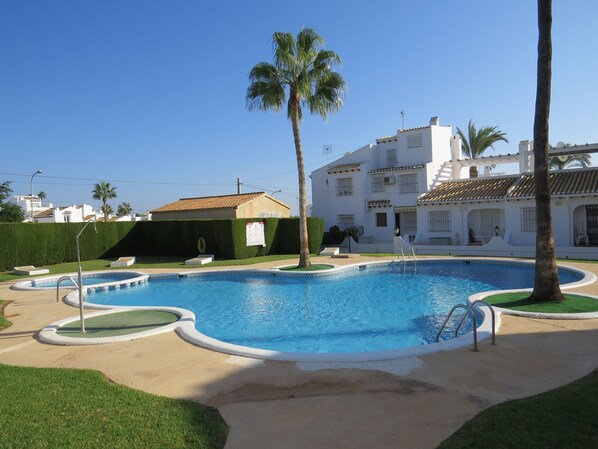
[32,272,141,288]
[87,261,583,354]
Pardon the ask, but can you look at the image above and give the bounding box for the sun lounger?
[110,257,136,267]
[185,255,214,266]
[13,265,50,276]
[320,247,340,256]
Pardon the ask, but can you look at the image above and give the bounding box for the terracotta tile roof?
[418,168,598,204]
[151,192,269,213]
[33,208,54,218]
[327,163,361,174]
[418,176,519,203]
[508,169,598,197]
[376,126,431,144]
[369,164,425,174]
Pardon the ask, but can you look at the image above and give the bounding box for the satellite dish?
[556,141,566,148]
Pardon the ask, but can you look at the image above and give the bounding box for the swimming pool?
[12,271,148,291]
[82,259,587,359]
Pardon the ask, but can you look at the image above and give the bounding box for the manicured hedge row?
[0,217,325,270]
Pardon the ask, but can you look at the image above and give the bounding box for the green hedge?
[0,217,325,270]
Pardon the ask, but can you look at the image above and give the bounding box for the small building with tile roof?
[150,192,291,221]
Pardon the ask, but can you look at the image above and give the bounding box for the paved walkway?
[1,256,597,449]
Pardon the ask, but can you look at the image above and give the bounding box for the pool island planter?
[34,259,595,362]
[11,271,149,291]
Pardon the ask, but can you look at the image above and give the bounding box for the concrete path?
[1,257,597,449]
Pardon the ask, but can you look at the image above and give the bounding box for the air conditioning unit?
[383,175,396,185]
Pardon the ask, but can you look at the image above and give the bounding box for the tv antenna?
[400,110,405,130]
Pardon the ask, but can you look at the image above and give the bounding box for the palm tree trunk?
[530,0,564,302]
[289,92,311,268]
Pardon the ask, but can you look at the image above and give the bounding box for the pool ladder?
[398,247,417,269]
[435,300,496,352]
[56,275,79,303]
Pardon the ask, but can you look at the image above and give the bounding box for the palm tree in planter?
[92,181,117,219]
[247,28,346,268]
[117,202,133,217]
[529,0,564,303]
[456,120,509,178]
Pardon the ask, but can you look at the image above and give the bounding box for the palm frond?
[457,119,508,158]
[273,32,296,71]
[308,71,346,119]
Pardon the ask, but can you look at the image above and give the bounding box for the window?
[428,210,451,232]
[376,213,387,227]
[338,214,354,229]
[259,212,283,218]
[407,134,423,148]
[399,210,417,234]
[371,175,384,192]
[336,177,353,196]
[398,173,418,194]
[521,207,536,232]
[386,149,397,167]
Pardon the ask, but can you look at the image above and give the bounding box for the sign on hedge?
[246,221,265,246]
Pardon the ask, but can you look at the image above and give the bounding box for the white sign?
[246,221,265,247]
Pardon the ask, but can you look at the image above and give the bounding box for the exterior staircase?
[429,161,453,190]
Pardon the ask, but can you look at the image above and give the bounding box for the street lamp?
[76,218,98,332]
[29,169,42,222]
[270,189,282,196]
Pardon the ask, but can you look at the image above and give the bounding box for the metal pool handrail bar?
[410,247,417,267]
[435,304,479,352]
[454,300,496,345]
[56,275,79,303]
[399,247,406,267]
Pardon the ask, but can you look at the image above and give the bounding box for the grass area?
[279,264,334,271]
[0,364,228,449]
[485,292,598,313]
[0,300,11,330]
[57,310,179,338]
[0,254,304,283]
[436,369,598,449]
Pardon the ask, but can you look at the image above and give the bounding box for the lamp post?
[270,189,282,196]
[29,169,42,222]
[76,218,97,332]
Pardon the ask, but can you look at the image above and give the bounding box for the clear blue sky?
[2,1,597,215]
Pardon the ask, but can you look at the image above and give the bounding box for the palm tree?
[247,29,346,268]
[548,146,590,170]
[92,181,117,219]
[456,120,509,178]
[117,202,133,216]
[529,0,564,303]
[37,191,46,206]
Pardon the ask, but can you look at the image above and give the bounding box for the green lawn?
[436,369,598,449]
[279,264,334,271]
[485,292,598,313]
[56,310,180,338]
[0,254,304,283]
[0,364,228,449]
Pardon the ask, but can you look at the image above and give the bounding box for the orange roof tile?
[151,192,274,213]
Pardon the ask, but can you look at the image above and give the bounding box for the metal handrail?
[454,300,496,345]
[399,247,406,267]
[56,275,79,303]
[410,247,417,267]
[436,304,479,351]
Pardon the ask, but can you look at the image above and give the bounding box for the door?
[587,205,598,245]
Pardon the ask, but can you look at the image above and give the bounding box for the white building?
[33,204,99,223]
[311,116,460,243]
[10,195,49,221]
[310,117,598,259]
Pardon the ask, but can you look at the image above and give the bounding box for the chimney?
[430,116,440,126]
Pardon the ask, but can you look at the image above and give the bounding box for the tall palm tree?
[92,181,117,219]
[247,29,346,268]
[456,120,509,178]
[117,202,133,216]
[530,0,564,303]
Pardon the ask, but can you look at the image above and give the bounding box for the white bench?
[319,247,340,256]
[185,255,214,266]
[13,265,50,276]
[110,257,136,267]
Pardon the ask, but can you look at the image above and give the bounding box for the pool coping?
[36,258,596,361]
[11,270,149,292]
